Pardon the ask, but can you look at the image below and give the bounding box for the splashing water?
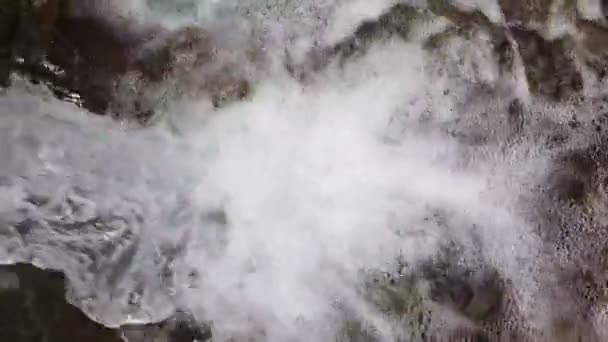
[0,0,575,340]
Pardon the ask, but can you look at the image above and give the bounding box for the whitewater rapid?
[1,0,591,340]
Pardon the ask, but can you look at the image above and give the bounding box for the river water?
[1,0,604,340]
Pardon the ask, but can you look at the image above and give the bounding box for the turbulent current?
[3,0,608,341]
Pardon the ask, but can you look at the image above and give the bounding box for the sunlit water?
[0,0,590,340]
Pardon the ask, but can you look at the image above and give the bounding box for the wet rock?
[0,0,69,86]
[14,0,61,66]
[546,140,608,205]
[498,0,554,26]
[1,2,254,118]
[423,2,587,103]
[362,270,434,341]
[337,319,382,342]
[302,0,584,105]
[425,3,516,76]
[0,263,211,342]
[45,12,155,114]
[510,27,582,101]
[133,26,216,82]
[0,0,23,87]
[111,24,255,120]
[121,313,212,342]
[362,249,506,340]
[420,261,503,323]
[287,4,426,81]
[507,98,525,133]
[0,263,123,342]
[365,270,425,318]
[330,4,422,61]
[428,0,497,31]
[576,18,608,81]
[532,135,608,340]
[294,1,516,83]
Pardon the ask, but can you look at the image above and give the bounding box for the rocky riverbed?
[4,0,608,341]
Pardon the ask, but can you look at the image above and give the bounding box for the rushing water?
[2,0,604,340]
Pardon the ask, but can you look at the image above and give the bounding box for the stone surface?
[0,263,123,342]
[296,0,586,102]
[0,0,22,87]
[2,0,604,112]
[511,27,582,101]
[0,263,211,342]
[498,0,554,25]
[0,0,254,118]
[577,18,608,81]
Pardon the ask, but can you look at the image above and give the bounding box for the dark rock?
[114,24,255,118]
[576,18,608,81]
[121,313,212,342]
[427,0,515,67]
[498,0,554,25]
[507,98,525,133]
[546,140,608,205]
[0,0,23,87]
[0,0,68,86]
[420,260,503,323]
[288,4,424,79]
[169,317,212,342]
[510,27,582,101]
[13,0,60,66]
[1,1,253,118]
[363,256,504,341]
[494,34,516,74]
[0,263,123,342]
[429,0,497,31]
[531,135,608,342]
[332,4,422,59]
[0,263,211,342]
[46,13,154,114]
